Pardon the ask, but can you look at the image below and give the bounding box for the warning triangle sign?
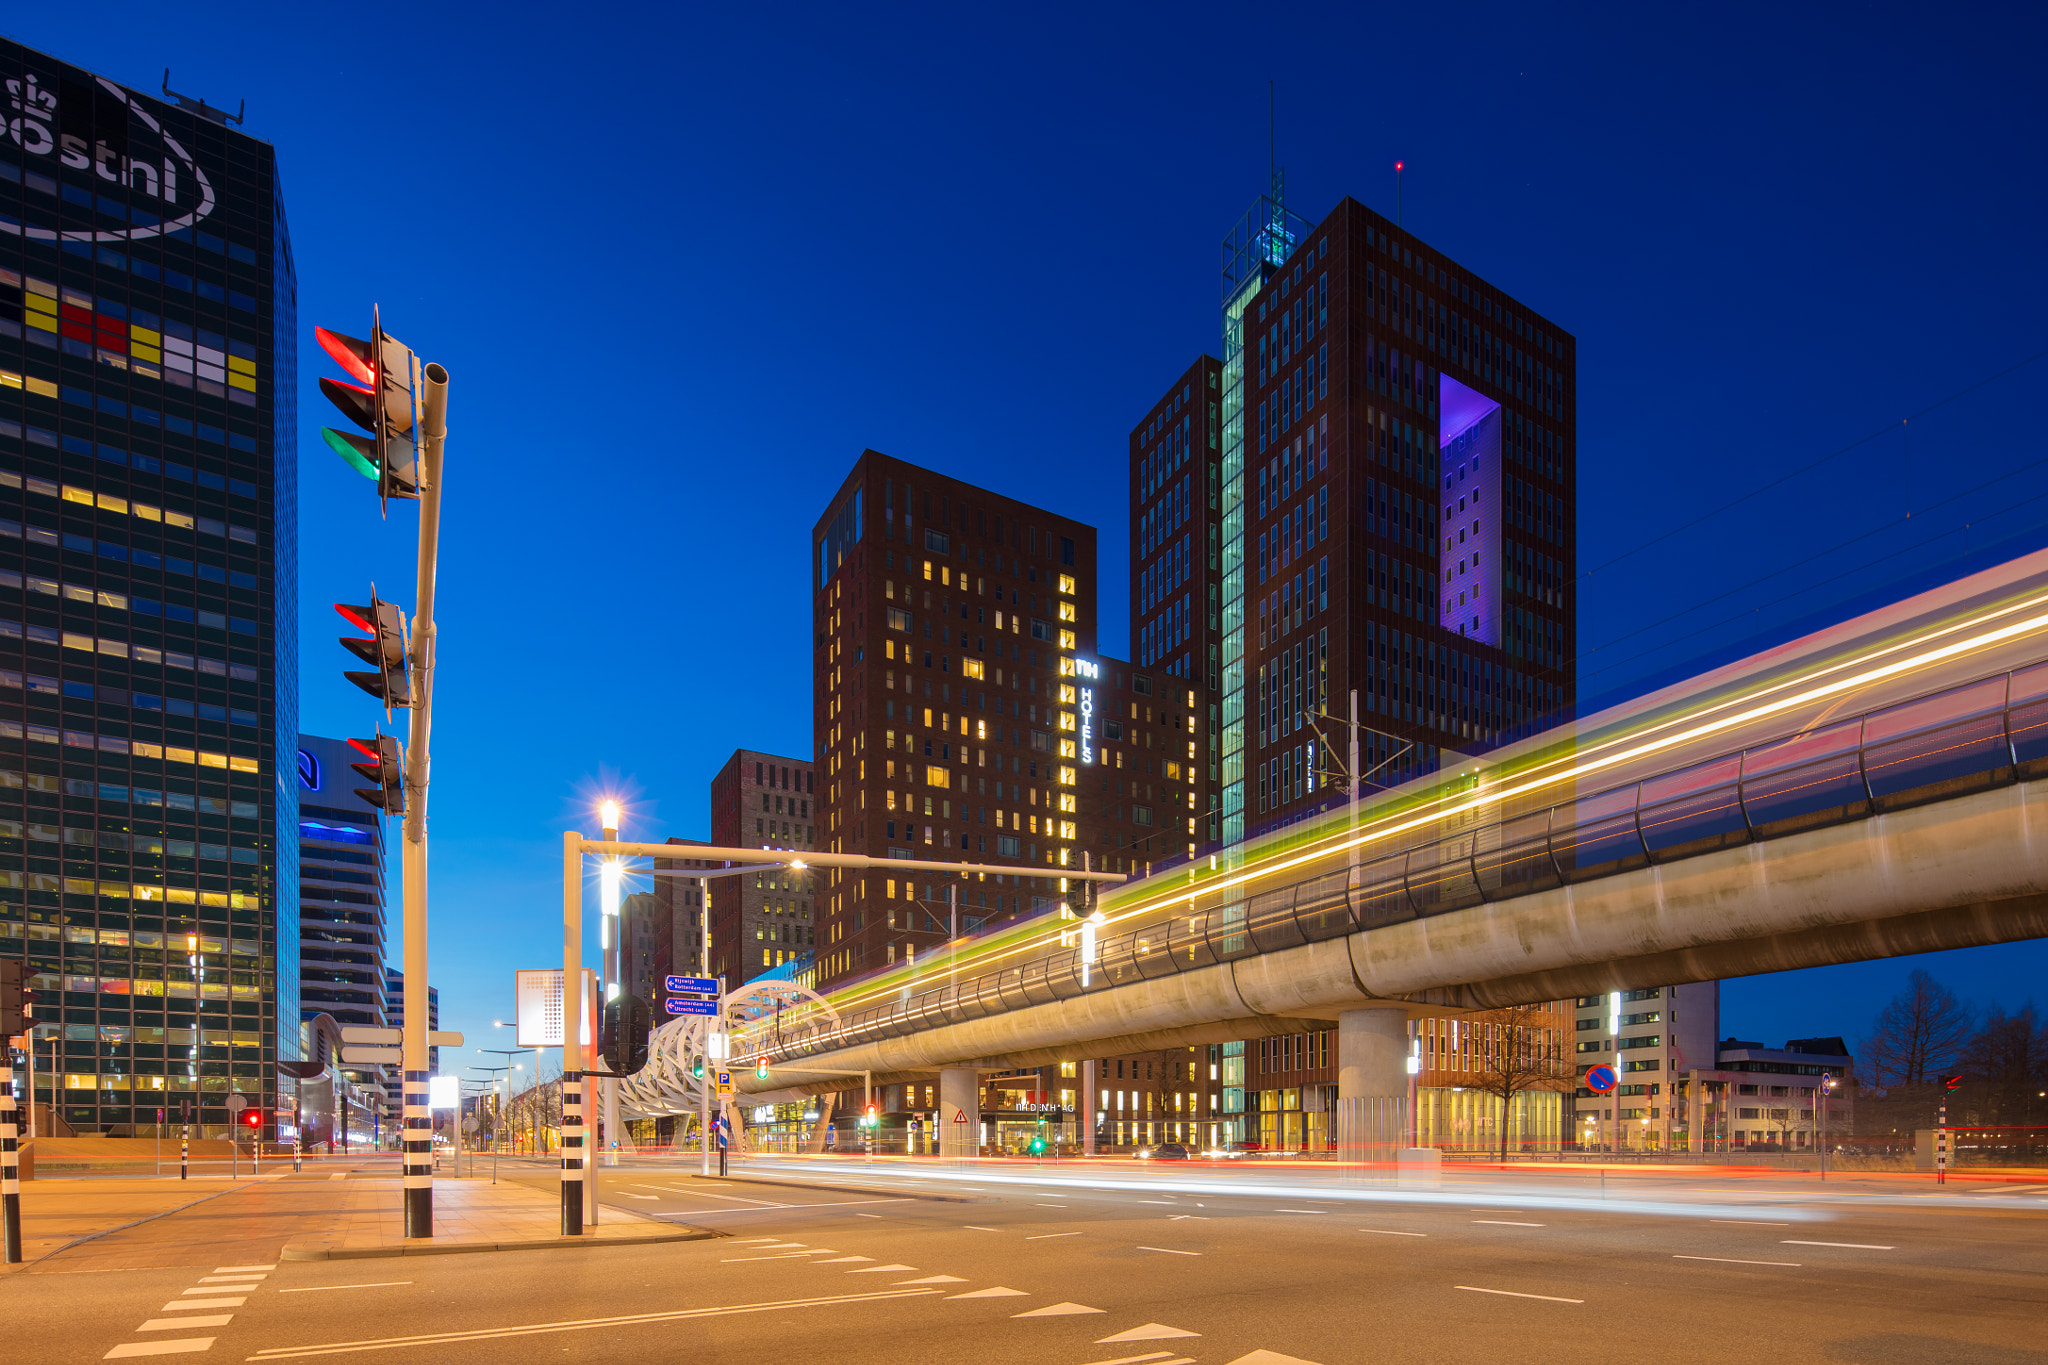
[952,1108,968,1123]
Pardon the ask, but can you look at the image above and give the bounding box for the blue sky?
[13,1,2048,1065]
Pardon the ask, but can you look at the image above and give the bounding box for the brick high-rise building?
[1198,188,1575,842]
[811,452,1203,992]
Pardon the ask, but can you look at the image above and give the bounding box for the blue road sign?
[664,974,717,994]
[1585,1064,1620,1093]
[663,998,718,1016]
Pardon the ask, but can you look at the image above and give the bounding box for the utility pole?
[562,830,587,1233]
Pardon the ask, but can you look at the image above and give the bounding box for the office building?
[1571,981,1719,1150]
[708,749,817,985]
[1697,1036,1854,1153]
[384,966,437,1074]
[1195,187,1576,843]
[294,733,388,1119]
[0,41,297,1136]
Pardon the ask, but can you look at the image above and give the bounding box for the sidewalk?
[3,1168,710,1272]
[281,1172,712,1260]
[0,1174,264,1270]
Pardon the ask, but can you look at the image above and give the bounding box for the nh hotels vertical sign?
[1075,659,1098,765]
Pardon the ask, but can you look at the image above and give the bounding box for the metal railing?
[750,658,2048,1065]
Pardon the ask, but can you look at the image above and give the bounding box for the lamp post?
[599,801,622,1193]
[479,1042,532,1157]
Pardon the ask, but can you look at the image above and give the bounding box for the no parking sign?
[1584,1065,1619,1092]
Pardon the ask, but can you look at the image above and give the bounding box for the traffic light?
[601,994,651,1076]
[0,958,29,1036]
[691,1056,705,1080]
[336,597,411,712]
[1942,1074,1964,1092]
[240,1107,264,1131]
[756,1055,769,1081]
[862,1104,878,1128]
[316,305,420,513]
[347,734,404,816]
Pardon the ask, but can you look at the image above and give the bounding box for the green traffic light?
[321,427,378,480]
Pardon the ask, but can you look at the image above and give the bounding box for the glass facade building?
[0,41,296,1136]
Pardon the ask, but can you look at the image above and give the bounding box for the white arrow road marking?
[1098,1324,1201,1343]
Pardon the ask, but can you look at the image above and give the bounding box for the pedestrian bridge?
[728,549,2048,1096]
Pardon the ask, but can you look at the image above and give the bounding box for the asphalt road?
[11,1158,2048,1364]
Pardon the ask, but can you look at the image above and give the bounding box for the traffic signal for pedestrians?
[862,1104,878,1128]
[240,1107,264,1132]
[348,734,404,816]
[1941,1074,1964,1092]
[316,305,420,513]
[336,597,411,712]
[0,958,29,1036]
[756,1055,770,1081]
[601,994,651,1076]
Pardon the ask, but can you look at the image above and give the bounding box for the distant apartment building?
[708,750,817,985]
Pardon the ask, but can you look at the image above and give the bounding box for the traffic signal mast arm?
[567,839,1125,884]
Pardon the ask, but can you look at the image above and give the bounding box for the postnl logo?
[3,71,216,243]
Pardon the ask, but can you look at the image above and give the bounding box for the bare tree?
[1972,1003,2047,1134]
[1467,1004,1578,1161]
[1861,969,1973,1088]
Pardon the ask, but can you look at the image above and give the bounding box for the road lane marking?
[159,1299,244,1311]
[1026,1232,1082,1240]
[1674,1255,1801,1267]
[182,1287,249,1295]
[895,1276,967,1284]
[243,1288,943,1358]
[845,1264,918,1273]
[1455,1286,1583,1304]
[1136,1247,1200,1256]
[1138,1200,1177,1205]
[215,1265,275,1273]
[1035,1203,1068,1208]
[619,1193,659,1200]
[1079,1354,1180,1365]
[947,1287,1029,1298]
[1473,1220,1545,1227]
[1273,1209,1328,1214]
[105,1340,214,1357]
[1357,1229,1425,1236]
[1166,1215,1210,1221]
[1782,1241,1894,1250]
[139,1318,233,1331]
[1710,1220,1788,1227]
[1013,1302,1105,1317]
[278,1284,412,1294]
[201,1275,268,1283]
[815,1256,873,1263]
[964,1226,1001,1231]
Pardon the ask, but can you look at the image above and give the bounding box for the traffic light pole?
[400,361,450,1241]
[562,830,587,1234]
[3,1051,20,1263]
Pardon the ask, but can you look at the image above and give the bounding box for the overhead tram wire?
[1575,342,2048,586]
[1579,491,2048,689]
[1579,444,2048,680]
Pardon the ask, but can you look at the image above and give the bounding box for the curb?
[281,1227,716,1261]
[691,1174,996,1204]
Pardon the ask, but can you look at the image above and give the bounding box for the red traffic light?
[1942,1074,1964,1092]
[241,1108,264,1128]
[347,734,404,816]
[335,597,411,711]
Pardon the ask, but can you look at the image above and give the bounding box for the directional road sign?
[664,975,717,995]
[663,999,718,1016]
[344,1046,402,1064]
[341,1025,398,1045]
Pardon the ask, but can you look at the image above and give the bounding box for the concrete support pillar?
[1337,1009,1411,1165]
[1082,1059,1098,1156]
[940,1067,979,1160]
